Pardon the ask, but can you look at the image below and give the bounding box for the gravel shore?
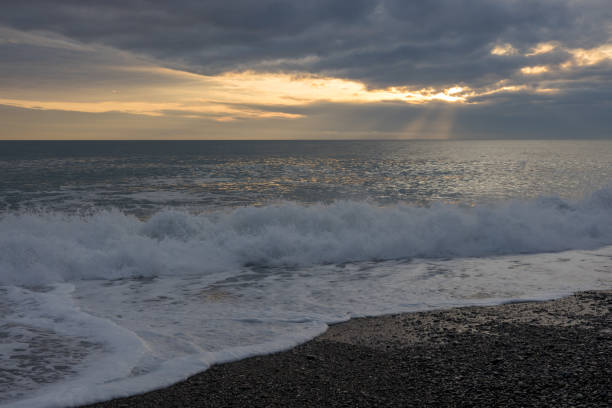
[83,291,611,407]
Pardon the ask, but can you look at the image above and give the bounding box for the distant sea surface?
[1,140,611,407]
[3,140,612,215]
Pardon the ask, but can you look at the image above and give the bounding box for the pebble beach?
[83,291,611,408]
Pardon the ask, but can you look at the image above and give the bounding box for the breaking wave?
[2,187,612,286]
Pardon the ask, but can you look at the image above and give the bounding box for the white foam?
[1,188,612,286]
[0,284,148,407]
[6,245,608,407]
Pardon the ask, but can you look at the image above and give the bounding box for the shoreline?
[83,291,611,407]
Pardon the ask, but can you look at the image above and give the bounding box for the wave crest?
[2,188,612,285]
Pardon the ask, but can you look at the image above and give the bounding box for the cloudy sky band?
[1,0,610,139]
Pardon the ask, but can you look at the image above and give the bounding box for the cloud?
[1,1,610,86]
[0,1,610,139]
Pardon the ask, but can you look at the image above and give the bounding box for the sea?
[1,140,611,407]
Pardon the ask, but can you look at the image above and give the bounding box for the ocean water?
[1,140,611,407]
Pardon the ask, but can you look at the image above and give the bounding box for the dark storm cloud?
[1,0,610,88]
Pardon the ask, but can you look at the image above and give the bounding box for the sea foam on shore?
[83,291,612,408]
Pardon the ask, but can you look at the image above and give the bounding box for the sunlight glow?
[520,65,550,75]
[477,85,528,96]
[491,43,518,56]
[562,44,612,68]
[1,66,473,121]
[402,105,457,140]
[202,71,470,105]
[0,97,305,120]
[526,42,558,56]
[535,88,560,94]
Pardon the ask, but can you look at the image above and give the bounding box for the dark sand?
[83,291,611,407]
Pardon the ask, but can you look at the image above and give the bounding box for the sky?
[0,0,611,140]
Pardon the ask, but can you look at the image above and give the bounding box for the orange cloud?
[119,67,471,106]
[525,42,558,56]
[491,43,518,56]
[1,65,474,121]
[520,65,550,75]
[562,44,612,68]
